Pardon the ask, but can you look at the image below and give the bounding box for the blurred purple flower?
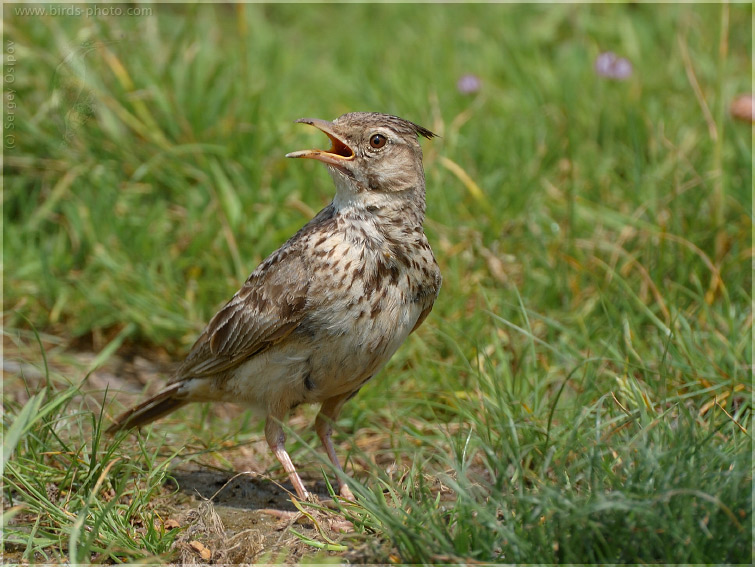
[457,74,482,94]
[595,52,633,80]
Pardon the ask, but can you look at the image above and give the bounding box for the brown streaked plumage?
[107,112,441,501]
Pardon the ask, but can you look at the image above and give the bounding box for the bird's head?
[286,112,436,201]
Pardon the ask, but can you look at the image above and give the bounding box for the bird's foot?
[338,483,356,502]
[302,490,319,505]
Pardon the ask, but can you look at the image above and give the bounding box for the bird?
[107,112,441,501]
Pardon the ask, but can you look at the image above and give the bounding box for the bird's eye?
[369,133,387,149]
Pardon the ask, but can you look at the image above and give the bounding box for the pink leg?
[265,417,309,500]
[315,393,355,500]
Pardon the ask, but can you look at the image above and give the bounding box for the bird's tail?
[106,383,188,434]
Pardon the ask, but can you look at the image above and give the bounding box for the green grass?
[2,331,180,563]
[4,2,752,564]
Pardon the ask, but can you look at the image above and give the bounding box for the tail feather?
[106,383,188,434]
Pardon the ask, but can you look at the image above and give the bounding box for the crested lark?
[107,112,441,500]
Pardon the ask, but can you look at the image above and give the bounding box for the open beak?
[285,118,355,166]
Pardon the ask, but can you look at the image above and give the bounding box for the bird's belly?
[211,289,423,412]
[306,296,424,396]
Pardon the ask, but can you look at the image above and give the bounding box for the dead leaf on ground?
[189,540,212,561]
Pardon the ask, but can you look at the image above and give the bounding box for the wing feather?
[169,211,330,383]
[173,257,309,381]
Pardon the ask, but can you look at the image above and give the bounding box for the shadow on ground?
[169,468,335,511]
[163,468,356,563]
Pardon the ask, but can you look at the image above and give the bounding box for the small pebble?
[730,94,754,123]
